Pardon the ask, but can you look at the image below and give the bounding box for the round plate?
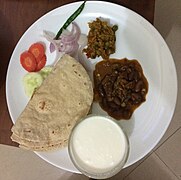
[6,1,177,173]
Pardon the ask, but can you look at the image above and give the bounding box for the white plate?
[6,1,177,173]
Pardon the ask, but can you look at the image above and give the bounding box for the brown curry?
[94,58,148,120]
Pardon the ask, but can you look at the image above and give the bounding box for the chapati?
[11,54,93,151]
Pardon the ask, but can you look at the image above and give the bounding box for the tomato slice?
[28,43,45,62]
[20,51,37,72]
[35,55,47,71]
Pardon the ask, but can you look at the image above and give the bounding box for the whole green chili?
[55,1,86,40]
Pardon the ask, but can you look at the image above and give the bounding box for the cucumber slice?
[39,66,53,79]
[23,72,43,97]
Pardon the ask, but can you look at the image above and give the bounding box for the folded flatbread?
[11,54,93,151]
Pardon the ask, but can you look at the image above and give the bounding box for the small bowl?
[68,115,129,179]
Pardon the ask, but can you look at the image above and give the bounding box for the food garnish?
[35,55,47,71]
[43,1,87,61]
[43,22,82,58]
[11,54,93,151]
[23,72,43,97]
[20,42,47,72]
[20,51,37,72]
[28,43,45,61]
[55,1,86,39]
[23,66,53,97]
[94,58,148,120]
[83,18,118,59]
[39,66,53,79]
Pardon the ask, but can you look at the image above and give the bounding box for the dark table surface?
[0,0,155,146]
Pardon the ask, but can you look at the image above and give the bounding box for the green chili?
[55,1,86,40]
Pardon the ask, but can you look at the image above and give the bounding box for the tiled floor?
[125,153,178,180]
[0,0,181,179]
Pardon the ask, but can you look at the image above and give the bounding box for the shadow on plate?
[91,102,135,138]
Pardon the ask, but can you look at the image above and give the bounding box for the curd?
[68,115,129,179]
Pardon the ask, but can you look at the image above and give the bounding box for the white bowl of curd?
[68,115,129,179]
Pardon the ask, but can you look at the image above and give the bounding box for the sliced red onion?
[43,30,61,52]
[49,42,55,53]
[43,22,89,67]
[43,22,80,56]
[78,33,87,46]
[43,30,64,63]
[65,41,79,55]
[61,22,80,43]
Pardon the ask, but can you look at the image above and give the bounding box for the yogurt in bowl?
[68,115,129,179]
